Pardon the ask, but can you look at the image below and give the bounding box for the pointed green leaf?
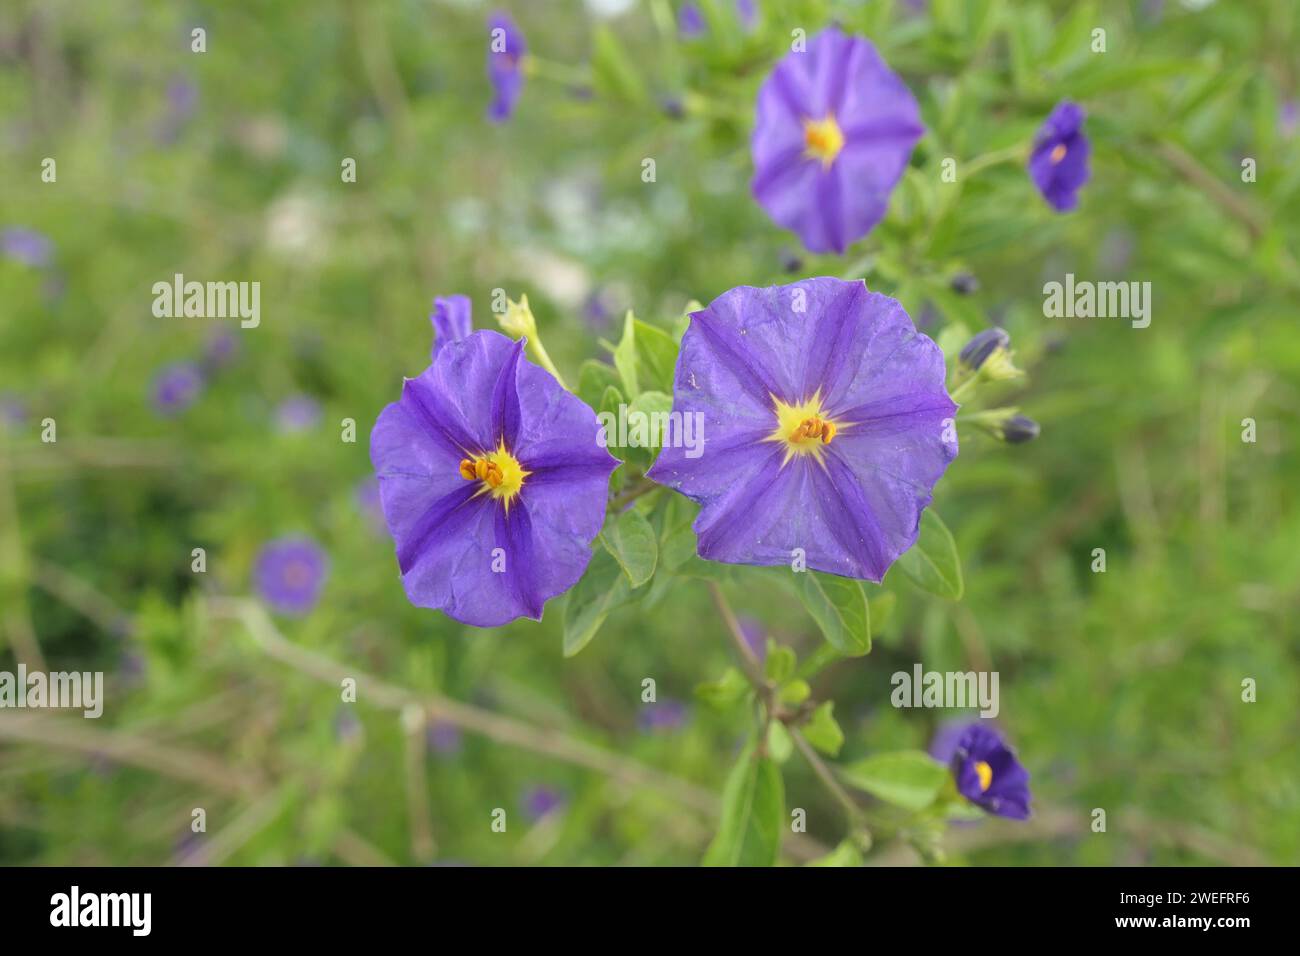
[561,549,631,657]
[599,507,657,588]
[801,702,844,757]
[895,509,963,600]
[703,746,784,867]
[840,750,948,811]
[794,571,871,656]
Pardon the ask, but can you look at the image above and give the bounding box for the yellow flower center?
[803,114,845,167]
[765,393,843,466]
[459,442,528,507]
[974,760,993,793]
[1049,143,1067,165]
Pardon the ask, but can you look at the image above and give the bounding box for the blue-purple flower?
[276,394,322,433]
[426,719,463,755]
[1028,101,1090,212]
[150,362,204,417]
[1,227,53,268]
[521,785,566,822]
[370,330,618,627]
[647,278,957,581]
[639,698,689,733]
[487,12,527,122]
[736,0,759,33]
[949,723,1031,820]
[679,2,706,39]
[750,27,924,254]
[431,295,472,359]
[254,537,329,616]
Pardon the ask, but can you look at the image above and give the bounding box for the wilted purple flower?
[370,330,618,626]
[431,295,472,359]
[521,785,566,822]
[150,362,204,416]
[750,28,923,254]
[1,227,53,268]
[679,2,706,39]
[639,698,689,733]
[276,394,322,433]
[254,537,328,616]
[487,12,527,122]
[1028,101,1090,212]
[426,719,463,755]
[950,723,1031,820]
[648,278,956,581]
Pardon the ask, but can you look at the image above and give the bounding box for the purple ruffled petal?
[431,295,472,359]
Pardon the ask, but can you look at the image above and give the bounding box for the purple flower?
[334,707,362,744]
[202,329,239,372]
[254,537,328,616]
[0,393,27,429]
[487,12,527,122]
[950,723,1031,820]
[647,278,956,581]
[431,295,472,359]
[679,2,706,39]
[150,362,204,416]
[750,28,923,254]
[1028,101,1090,212]
[521,785,566,822]
[276,394,322,433]
[1,227,53,268]
[639,698,689,733]
[1280,99,1299,138]
[736,0,759,32]
[426,719,463,755]
[370,330,618,627]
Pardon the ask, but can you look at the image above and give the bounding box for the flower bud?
[950,272,979,295]
[497,294,537,340]
[999,414,1040,444]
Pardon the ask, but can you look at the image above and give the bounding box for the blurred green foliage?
[1,0,1297,866]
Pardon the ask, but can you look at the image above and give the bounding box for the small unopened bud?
[959,327,1010,372]
[498,295,537,340]
[1000,415,1040,444]
[950,273,979,295]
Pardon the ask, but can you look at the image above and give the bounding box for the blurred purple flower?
[426,719,463,755]
[253,537,328,616]
[354,475,385,533]
[431,294,472,359]
[1280,100,1299,138]
[202,329,240,372]
[2,227,53,268]
[276,394,322,433]
[487,12,527,122]
[150,362,204,417]
[334,707,362,744]
[736,0,759,32]
[750,27,923,253]
[679,2,706,38]
[0,393,26,429]
[639,698,689,733]
[156,76,199,143]
[521,785,566,822]
[1028,101,1090,212]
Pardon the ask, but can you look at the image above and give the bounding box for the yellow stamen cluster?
[458,442,528,507]
[765,393,846,467]
[1049,143,1067,164]
[803,114,845,167]
[974,760,994,793]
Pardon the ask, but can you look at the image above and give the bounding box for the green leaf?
[778,679,811,705]
[895,509,964,600]
[612,310,639,398]
[694,667,750,708]
[805,839,864,867]
[801,702,844,757]
[590,25,647,105]
[764,641,797,684]
[599,508,657,588]
[625,389,674,466]
[577,360,621,410]
[631,319,679,394]
[766,721,794,763]
[840,751,948,812]
[703,746,784,867]
[794,571,871,656]
[561,549,631,657]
